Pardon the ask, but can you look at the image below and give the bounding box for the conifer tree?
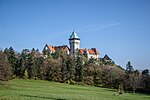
[66,56,75,81]
[4,47,17,76]
[75,54,83,82]
[125,61,134,74]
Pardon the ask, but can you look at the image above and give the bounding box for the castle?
[43,31,100,59]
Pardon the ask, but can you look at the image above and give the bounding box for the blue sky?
[0,0,150,70]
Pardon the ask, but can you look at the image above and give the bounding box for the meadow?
[0,79,150,100]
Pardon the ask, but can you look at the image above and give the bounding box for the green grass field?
[0,79,150,100]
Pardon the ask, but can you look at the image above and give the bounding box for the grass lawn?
[0,79,150,100]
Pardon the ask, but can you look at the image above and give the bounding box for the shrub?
[84,76,94,85]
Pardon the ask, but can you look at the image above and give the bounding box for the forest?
[0,47,150,94]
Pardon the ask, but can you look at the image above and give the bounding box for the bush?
[70,79,76,85]
[23,69,28,79]
[84,76,94,85]
[66,79,76,85]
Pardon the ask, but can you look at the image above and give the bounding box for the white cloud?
[53,22,120,35]
[75,22,120,33]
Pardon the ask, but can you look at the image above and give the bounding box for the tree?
[141,69,150,92]
[50,59,62,82]
[132,70,141,93]
[101,65,125,88]
[75,55,83,82]
[4,48,9,56]
[4,47,18,76]
[31,48,36,57]
[60,54,67,82]
[18,49,31,79]
[88,57,96,64]
[142,69,149,75]
[52,51,59,59]
[23,69,28,79]
[39,58,51,80]
[83,63,101,85]
[0,51,12,81]
[66,55,75,81]
[124,62,141,93]
[27,54,36,79]
[125,61,134,74]
[34,57,44,79]
[15,58,22,77]
[93,65,102,86]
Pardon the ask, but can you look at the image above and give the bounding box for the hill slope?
[0,79,150,100]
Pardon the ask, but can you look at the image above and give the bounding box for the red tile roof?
[47,45,69,53]
[79,48,100,55]
[48,45,55,53]
[79,49,85,54]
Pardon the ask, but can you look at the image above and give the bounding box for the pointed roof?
[103,54,111,60]
[69,31,80,40]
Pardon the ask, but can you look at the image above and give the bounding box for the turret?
[69,31,80,55]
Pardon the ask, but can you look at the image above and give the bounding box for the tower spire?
[69,31,80,40]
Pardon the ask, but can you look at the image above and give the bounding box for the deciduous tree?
[0,51,12,81]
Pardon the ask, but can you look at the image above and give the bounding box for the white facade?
[87,53,100,60]
[69,31,80,55]
[69,39,80,54]
[69,31,100,59]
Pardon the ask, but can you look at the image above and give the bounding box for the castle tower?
[69,31,80,55]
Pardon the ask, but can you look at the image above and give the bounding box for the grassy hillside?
[0,79,150,100]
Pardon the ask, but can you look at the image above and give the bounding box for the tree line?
[0,47,150,93]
